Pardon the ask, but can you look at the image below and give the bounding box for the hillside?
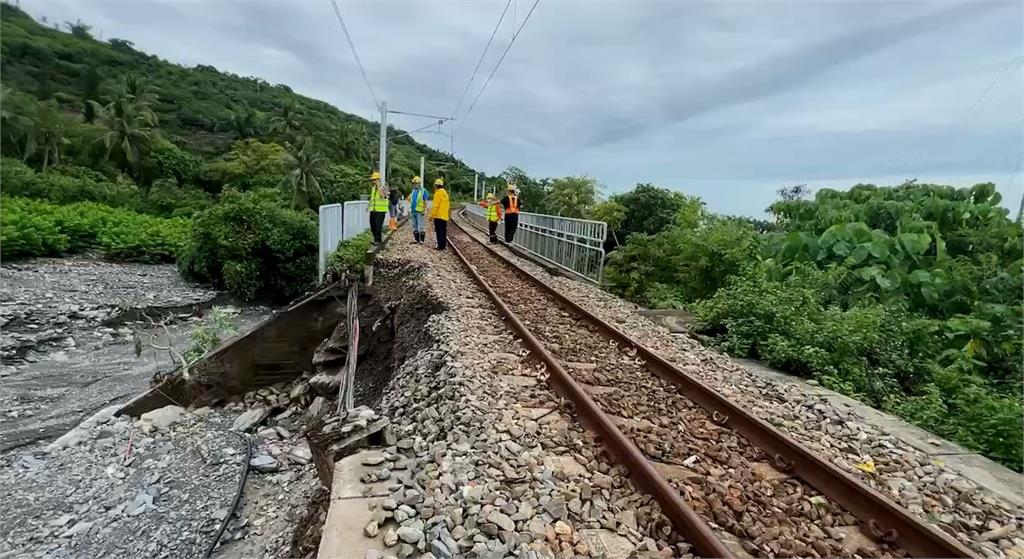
[0,2,488,193]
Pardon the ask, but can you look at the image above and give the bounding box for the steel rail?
[446,234,735,559]
[449,216,977,559]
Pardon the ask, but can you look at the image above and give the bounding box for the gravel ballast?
[451,213,1023,557]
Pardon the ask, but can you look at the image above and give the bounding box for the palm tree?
[340,122,370,162]
[269,100,301,139]
[119,74,159,112]
[90,96,156,183]
[35,101,71,172]
[221,103,262,139]
[2,86,37,159]
[283,137,324,211]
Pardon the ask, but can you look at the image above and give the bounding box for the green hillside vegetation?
[603,182,1023,470]
[0,3,493,298]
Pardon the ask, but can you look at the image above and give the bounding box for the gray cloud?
[19,0,1023,216]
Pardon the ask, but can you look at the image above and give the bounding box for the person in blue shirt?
[407,176,430,244]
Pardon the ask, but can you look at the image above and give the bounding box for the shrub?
[0,196,189,262]
[325,231,372,277]
[604,217,761,307]
[2,157,137,207]
[0,197,68,257]
[694,262,1022,470]
[1,158,212,218]
[179,190,316,302]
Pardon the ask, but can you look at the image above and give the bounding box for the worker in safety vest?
[428,177,450,250]
[368,170,389,244]
[408,176,430,244]
[479,192,503,243]
[500,184,522,244]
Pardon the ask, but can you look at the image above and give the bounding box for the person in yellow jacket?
[428,177,450,250]
[367,171,389,244]
[479,192,503,243]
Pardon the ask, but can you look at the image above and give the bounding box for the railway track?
[445,215,976,559]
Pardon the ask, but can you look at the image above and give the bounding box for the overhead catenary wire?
[458,0,541,129]
[329,0,381,110]
[451,0,513,119]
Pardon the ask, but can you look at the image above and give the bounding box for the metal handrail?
[463,204,606,283]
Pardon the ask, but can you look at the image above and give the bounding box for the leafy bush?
[1,196,189,262]
[2,157,137,207]
[326,231,373,276]
[0,196,68,257]
[179,190,316,302]
[693,262,1022,468]
[605,217,761,307]
[1,157,212,218]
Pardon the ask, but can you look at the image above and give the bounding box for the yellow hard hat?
[434,178,444,186]
[412,176,422,184]
[370,171,381,180]
[486,193,497,200]
[507,183,516,191]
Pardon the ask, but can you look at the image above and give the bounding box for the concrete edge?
[731,356,1024,508]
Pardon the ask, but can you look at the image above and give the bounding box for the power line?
[329,0,380,110]
[965,56,1022,120]
[451,0,512,119]
[458,0,540,128]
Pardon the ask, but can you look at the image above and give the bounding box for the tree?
[283,137,324,211]
[1,86,35,159]
[82,64,102,123]
[269,100,302,140]
[108,38,135,52]
[588,200,627,246]
[119,74,159,110]
[203,139,287,192]
[222,103,263,139]
[340,122,371,162]
[34,100,71,171]
[776,183,810,201]
[64,19,92,40]
[610,183,693,241]
[499,166,546,210]
[90,96,156,184]
[545,175,599,219]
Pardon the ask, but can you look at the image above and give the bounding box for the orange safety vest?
[506,195,520,214]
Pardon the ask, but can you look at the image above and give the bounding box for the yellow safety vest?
[369,184,389,212]
[486,204,499,222]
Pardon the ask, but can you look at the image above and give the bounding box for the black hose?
[203,431,251,559]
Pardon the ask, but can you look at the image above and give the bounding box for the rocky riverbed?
[0,257,267,452]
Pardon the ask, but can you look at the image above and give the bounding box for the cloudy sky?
[22,0,1024,216]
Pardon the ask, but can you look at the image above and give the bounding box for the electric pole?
[378,100,388,187]
[474,174,479,200]
[420,156,425,187]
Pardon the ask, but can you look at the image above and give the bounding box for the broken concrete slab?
[318,496,390,559]
[749,462,790,482]
[578,528,636,559]
[580,383,617,396]
[607,414,654,431]
[650,461,700,483]
[518,407,554,420]
[139,405,186,433]
[543,455,589,478]
[331,451,394,499]
[497,375,537,387]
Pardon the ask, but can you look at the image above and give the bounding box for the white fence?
[463,205,607,284]
[318,200,371,279]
